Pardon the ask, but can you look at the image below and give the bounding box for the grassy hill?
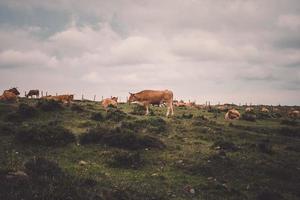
[0,99,299,200]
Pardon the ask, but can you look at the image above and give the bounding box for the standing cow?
[26,90,39,98]
[128,90,174,117]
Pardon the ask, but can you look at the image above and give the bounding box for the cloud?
[0,0,300,105]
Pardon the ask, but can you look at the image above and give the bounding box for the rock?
[79,160,88,166]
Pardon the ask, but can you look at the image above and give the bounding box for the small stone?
[79,160,88,166]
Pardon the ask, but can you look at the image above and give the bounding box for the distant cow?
[43,94,74,104]
[288,110,299,118]
[102,97,118,110]
[245,107,254,112]
[128,90,174,117]
[26,90,39,98]
[0,91,18,102]
[5,87,20,96]
[225,108,240,120]
[261,107,269,113]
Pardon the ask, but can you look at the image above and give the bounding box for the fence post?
[41,91,43,97]
[93,95,96,101]
[82,94,84,101]
[25,91,27,97]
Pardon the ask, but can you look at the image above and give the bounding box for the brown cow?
[102,97,118,110]
[225,108,240,120]
[43,94,74,104]
[5,87,20,96]
[245,107,254,112]
[128,90,174,117]
[288,110,299,118]
[261,107,269,113]
[0,91,18,102]
[26,90,39,98]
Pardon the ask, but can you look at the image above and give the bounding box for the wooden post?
[56,93,58,96]
[93,95,96,101]
[46,92,48,96]
[101,96,103,101]
[82,94,84,100]
[41,91,43,97]
[25,91,27,97]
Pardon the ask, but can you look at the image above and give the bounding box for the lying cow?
[5,87,20,96]
[225,108,240,120]
[261,107,269,113]
[288,110,299,118]
[42,94,74,104]
[128,90,174,117]
[26,90,39,98]
[245,107,254,113]
[0,91,18,102]
[102,96,118,110]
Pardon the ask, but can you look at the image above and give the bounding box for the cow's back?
[136,90,173,103]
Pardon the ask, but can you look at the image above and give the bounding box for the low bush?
[71,103,85,112]
[257,139,273,154]
[18,103,37,118]
[36,99,63,111]
[0,122,15,135]
[280,118,298,126]
[90,112,104,121]
[130,104,154,115]
[15,123,75,146]
[181,113,193,119]
[106,150,144,169]
[241,113,256,122]
[106,108,127,122]
[80,126,165,150]
[24,157,63,177]
[212,139,239,152]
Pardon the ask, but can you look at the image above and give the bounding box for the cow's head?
[128,92,137,104]
[9,87,20,95]
[111,96,118,102]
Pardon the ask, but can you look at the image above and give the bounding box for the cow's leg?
[171,102,174,116]
[166,106,170,117]
[145,104,149,115]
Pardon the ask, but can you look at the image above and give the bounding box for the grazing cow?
[0,91,18,102]
[26,90,39,98]
[5,87,20,96]
[288,110,299,118]
[217,105,228,112]
[102,97,118,110]
[245,107,254,112]
[261,107,269,113]
[225,108,240,120]
[128,90,174,117]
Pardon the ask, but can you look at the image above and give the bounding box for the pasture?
[0,98,299,200]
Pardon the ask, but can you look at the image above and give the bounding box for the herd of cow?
[0,87,299,118]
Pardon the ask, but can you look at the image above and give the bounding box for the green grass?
[0,98,299,200]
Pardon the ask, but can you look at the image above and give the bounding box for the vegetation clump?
[241,113,256,122]
[106,108,127,122]
[36,99,63,111]
[90,112,104,121]
[80,126,165,150]
[106,150,144,169]
[15,122,75,146]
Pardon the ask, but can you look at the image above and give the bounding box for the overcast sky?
[0,0,299,105]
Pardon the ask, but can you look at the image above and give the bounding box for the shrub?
[181,113,193,119]
[71,103,84,112]
[257,139,272,154]
[4,112,22,122]
[18,103,37,118]
[212,139,239,152]
[15,123,75,146]
[280,118,298,126]
[90,112,104,121]
[80,126,165,150]
[24,157,63,177]
[120,117,167,134]
[241,113,256,122]
[106,108,127,122]
[278,127,300,137]
[130,104,154,115]
[257,112,271,119]
[36,99,63,111]
[106,150,144,169]
[0,122,15,135]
